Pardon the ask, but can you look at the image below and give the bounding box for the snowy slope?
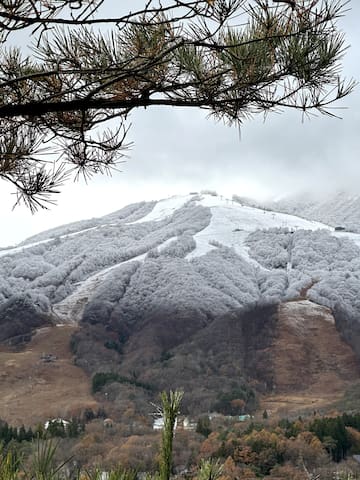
[0,226,100,258]
[187,195,332,262]
[16,201,156,246]
[0,238,54,258]
[52,237,180,323]
[66,195,360,327]
[1,193,360,330]
[333,231,360,249]
[265,192,360,233]
[131,194,195,223]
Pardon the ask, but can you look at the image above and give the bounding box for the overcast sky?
[1,1,359,247]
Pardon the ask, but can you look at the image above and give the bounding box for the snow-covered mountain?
[1,191,360,415]
[261,191,360,234]
[1,192,360,327]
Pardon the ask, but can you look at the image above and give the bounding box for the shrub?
[196,416,212,437]
[92,372,154,393]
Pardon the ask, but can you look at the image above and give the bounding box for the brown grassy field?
[0,325,99,426]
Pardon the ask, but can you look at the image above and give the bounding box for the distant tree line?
[0,422,35,445]
[0,417,85,446]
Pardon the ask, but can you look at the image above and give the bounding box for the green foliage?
[0,438,140,480]
[66,417,85,438]
[45,421,66,439]
[243,421,265,435]
[158,390,183,480]
[342,413,360,431]
[24,440,70,480]
[0,417,82,447]
[278,418,302,438]
[69,335,80,354]
[92,372,154,393]
[84,466,137,480]
[159,351,173,363]
[196,416,212,437]
[0,422,35,446]
[0,444,21,480]
[213,385,257,415]
[104,340,123,354]
[310,414,360,462]
[45,418,84,439]
[107,468,137,480]
[197,459,223,480]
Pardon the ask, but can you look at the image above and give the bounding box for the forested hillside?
[1,192,360,416]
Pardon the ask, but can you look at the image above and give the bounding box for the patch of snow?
[60,226,99,238]
[187,195,331,263]
[0,238,53,257]
[130,195,194,223]
[0,225,111,258]
[333,231,360,248]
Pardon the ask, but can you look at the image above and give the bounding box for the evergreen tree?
[196,416,212,437]
[158,390,183,480]
[0,1,354,210]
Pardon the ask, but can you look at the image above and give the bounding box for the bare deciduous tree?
[0,0,354,210]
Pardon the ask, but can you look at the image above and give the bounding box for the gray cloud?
[0,0,359,246]
[123,0,360,197]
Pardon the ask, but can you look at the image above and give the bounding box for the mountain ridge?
[244,191,360,233]
[1,192,360,423]
[1,192,360,343]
